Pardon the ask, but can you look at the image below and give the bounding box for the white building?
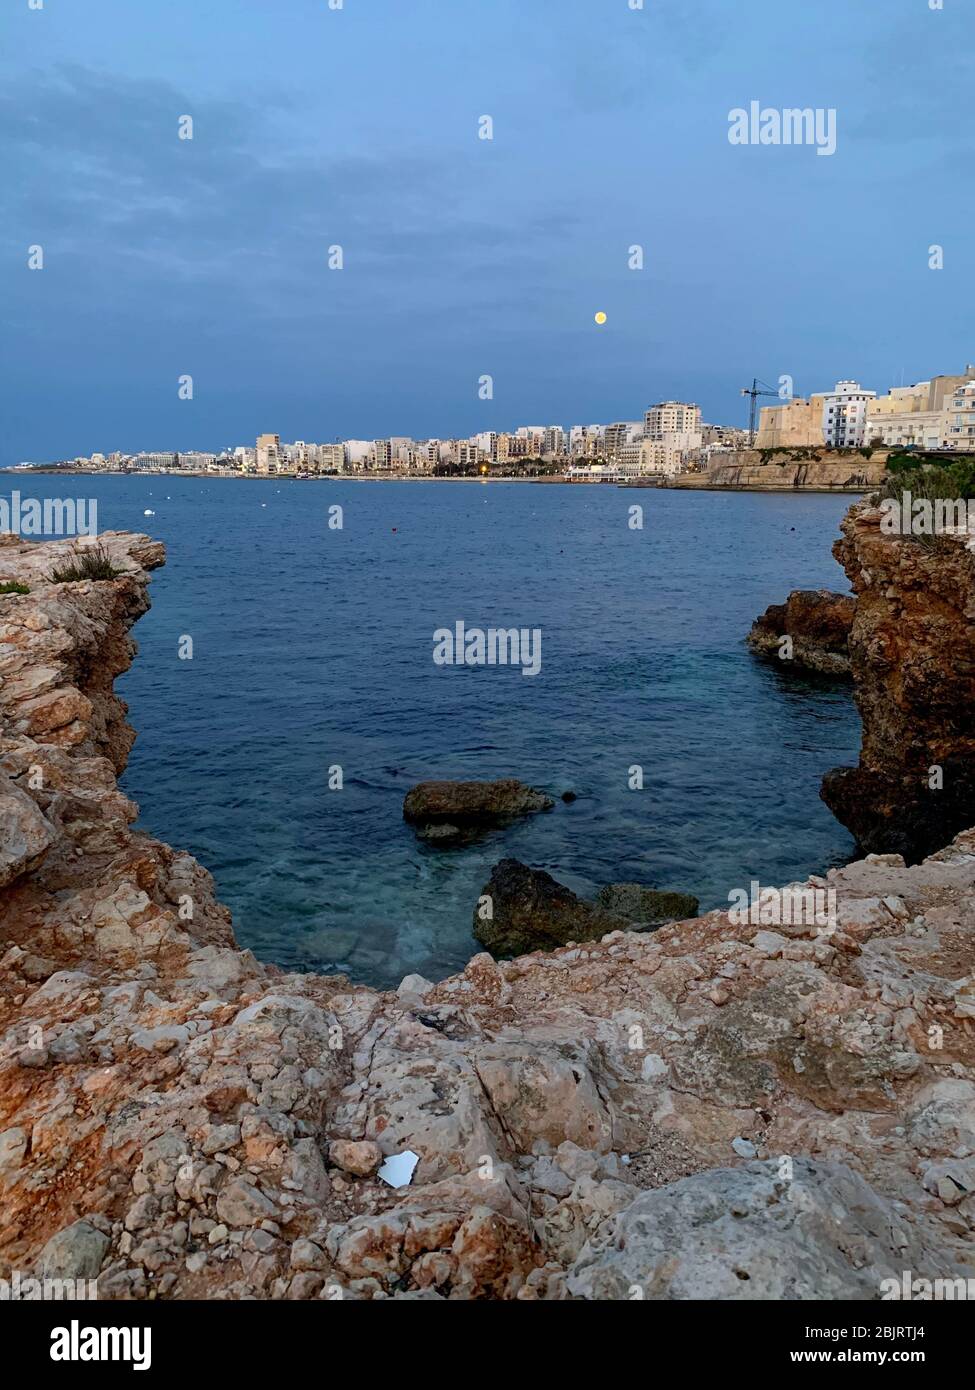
[344,440,374,470]
[644,401,702,439]
[821,381,876,448]
[944,381,975,451]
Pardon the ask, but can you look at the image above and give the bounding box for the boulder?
[404,779,553,840]
[565,1159,944,1300]
[0,771,55,887]
[38,1220,110,1281]
[747,589,855,675]
[473,859,625,957]
[595,883,698,929]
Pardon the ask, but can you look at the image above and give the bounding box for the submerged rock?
[747,588,855,676]
[595,883,698,930]
[473,858,626,957]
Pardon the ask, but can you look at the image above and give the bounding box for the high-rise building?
[543,426,566,456]
[603,422,643,459]
[644,401,702,439]
[821,382,876,448]
[256,433,280,473]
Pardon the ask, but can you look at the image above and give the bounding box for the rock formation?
[821,500,975,860]
[472,859,627,956]
[1,533,974,1301]
[403,778,553,842]
[747,589,855,676]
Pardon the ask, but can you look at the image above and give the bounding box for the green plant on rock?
[49,544,122,583]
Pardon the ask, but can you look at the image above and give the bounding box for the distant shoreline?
[2,468,873,494]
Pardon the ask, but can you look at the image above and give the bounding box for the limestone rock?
[329,1139,382,1177]
[565,1160,944,1300]
[0,771,55,887]
[403,779,553,839]
[38,1220,110,1280]
[473,858,625,957]
[821,499,975,859]
[747,589,855,676]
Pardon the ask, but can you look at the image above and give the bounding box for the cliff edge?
[821,501,975,861]
[2,534,974,1300]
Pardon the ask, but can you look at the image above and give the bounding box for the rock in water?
[473,858,625,957]
[747,589,855,676]
[403,778,553,840]
[595,883,698,930]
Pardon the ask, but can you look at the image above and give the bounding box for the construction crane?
[740,378,780,445]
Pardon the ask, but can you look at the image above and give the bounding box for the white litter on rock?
[377,1150,419,1189]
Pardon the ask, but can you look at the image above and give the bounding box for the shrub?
[0,580,30,595]
[49,544,122,583]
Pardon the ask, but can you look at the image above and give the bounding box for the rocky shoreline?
[821,499,975,862]
[2,529,975,1300]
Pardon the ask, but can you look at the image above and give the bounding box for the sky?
[1,0,973,464]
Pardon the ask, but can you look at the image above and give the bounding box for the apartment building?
[867,367,975,451]
[603,422,643,459]
[255,433,280,474]
[644,401,702,439]
[944,380,975,451]
[821,381,876,448]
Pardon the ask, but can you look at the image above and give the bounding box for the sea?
[10,474,862,989]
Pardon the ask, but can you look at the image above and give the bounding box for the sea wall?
[669,449,888,491]
[821,500,975,860]
[1,534,974,1300]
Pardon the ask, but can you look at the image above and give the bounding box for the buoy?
[143,509,155,516]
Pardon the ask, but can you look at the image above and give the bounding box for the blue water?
[15,475,860,988]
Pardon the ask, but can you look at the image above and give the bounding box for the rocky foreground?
[2,532,975,1300]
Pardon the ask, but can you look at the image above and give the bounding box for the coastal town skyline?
[25,359,975,478]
